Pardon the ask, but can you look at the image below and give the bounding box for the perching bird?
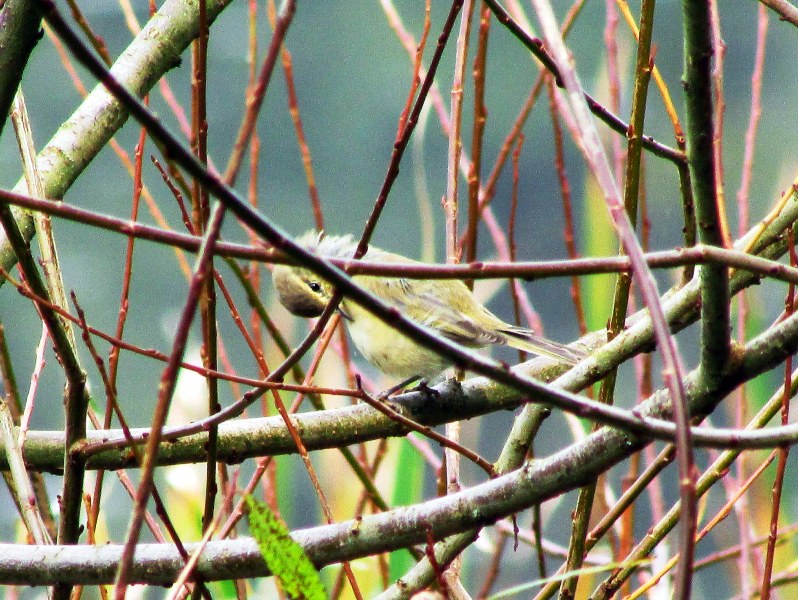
[272,231,586,379]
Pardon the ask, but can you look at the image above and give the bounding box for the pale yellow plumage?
[272,231,586,379]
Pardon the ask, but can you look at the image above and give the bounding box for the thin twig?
[482,0,684,164]
[758,0,798,26]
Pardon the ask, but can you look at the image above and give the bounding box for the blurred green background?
[1,0,797,597]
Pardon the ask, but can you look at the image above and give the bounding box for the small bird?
[272,231,586,379]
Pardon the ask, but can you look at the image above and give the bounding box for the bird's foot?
[407,379,442,402]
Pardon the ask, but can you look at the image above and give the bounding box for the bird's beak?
[337,304,353,321]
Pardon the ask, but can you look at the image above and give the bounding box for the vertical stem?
[465,4,491,275]
[445,0,474,262]
[682,0,730,376]
[191,5,219,599]
[560,1,655,596]
[709,0,731,247]
[733,5,768,595]
[761,228,795,600]
[443,1,475,591]
[547,78,587,336]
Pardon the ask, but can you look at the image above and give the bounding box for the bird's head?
[272,264,335,318]
[272,231,357,318]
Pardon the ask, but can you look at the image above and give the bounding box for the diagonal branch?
[0,0,235,278]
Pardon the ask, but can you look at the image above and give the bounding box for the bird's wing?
[393,286,505,347]
[352,253,506,347]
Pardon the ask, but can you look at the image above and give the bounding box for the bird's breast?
[344,303,451,379]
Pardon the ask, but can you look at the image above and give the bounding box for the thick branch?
[0,0,41,125]
[3,306,798,586]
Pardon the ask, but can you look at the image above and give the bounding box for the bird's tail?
[500,326,587,365]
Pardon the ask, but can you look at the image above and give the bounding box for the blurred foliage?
[1,0,798,598]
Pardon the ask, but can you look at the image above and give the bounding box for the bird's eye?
[307,281,322,293]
